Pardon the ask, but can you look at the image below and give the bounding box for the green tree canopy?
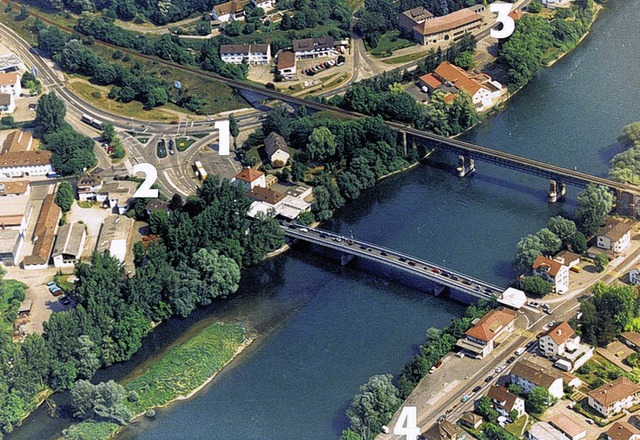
[55,181,75,212]
[346,374,401,438]
[35,93,66,135]
[575,184,614,235]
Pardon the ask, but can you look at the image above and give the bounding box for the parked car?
[528,301,540,308]
[507,356,517,364]
[50,287,63,296]
[48,283,60,294]
[472,385,482,393]
[484,375,494,383]
[546,321,556,328]
[59,295,71,306]
[461,394,471,403]
[515,347,526,355]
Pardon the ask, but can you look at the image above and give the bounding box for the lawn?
[156,139,167,158]
[136,137,151,144]
[124,322,246,415]
[576,354,628,389]
[505,415,528,437]
[176,137,196,152]
[382,50,431,65]
[68,81,180,122]
[370,31,415,57]
[61,421,120,440]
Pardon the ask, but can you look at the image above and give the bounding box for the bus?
[80,114,104,130]
[193,161,207,180]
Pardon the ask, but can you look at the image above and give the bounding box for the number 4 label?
[393,406,421,440]
[490,3,515,39]
[132,163,159,198]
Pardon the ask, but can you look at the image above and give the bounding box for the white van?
[515,347,526,356]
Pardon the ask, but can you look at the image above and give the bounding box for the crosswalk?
[514,328,537,339]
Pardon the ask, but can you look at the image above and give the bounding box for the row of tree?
[610,122,640,185]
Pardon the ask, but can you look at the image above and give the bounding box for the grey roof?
[52,223,85,258]
[293,36,334,52]
[264,131,289,157]
[0,229,19,253]
[510,359,563,388]
[220,44,270,55]
[0,93,11,106]
[96,215,134,255]
[0,53,22,71]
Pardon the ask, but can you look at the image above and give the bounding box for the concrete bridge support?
[340,254,355,266]
[617,190,640,217]
[548,180,567,203]
[456,155,476,177]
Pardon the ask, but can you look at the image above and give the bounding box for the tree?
[340,429,362,440]
[513,234,543,271]
[535,228,562,255]
[146,87,168,107]
[547,216,577,242]
[567,231,588,253]
[476,395,499,422]
[229,113,239,148]
[55,181,74,212]
[453,51,474,70]
[528,1,542,13]
[71,380,132,425]
[575,184,614,235]
[101,122,117,144]
[507,383,523,396]
[594,253,609,272]
[170,194,184,210]
[346,374,401,439]
[191,248,241,304]
[43,126,96,175]
[308,126,337,161]
[520,276,553,298]
[526,387,554,414]
[35,93,66,135]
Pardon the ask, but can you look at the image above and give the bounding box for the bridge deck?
[280,222,502,301]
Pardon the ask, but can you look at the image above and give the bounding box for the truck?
[554,359,572,372]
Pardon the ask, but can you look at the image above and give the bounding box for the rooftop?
[293,36,334,52]
[2,130,32,154]
[0,71,19,86]
[0,150,52,168]
[434,61,485,96]
[419,72,444,89]
[541,321,577,346]
[0,53,23,71]
[0,180,28,196]
[510,359,563,388]
[214,0,242,16]
[554,250,581,264]
[402,6,433,21]
[220,43,269,55]
[527,422,566,440]
[549,414,585,439]
[52,223,85,258]
[423,420,464,440]
[413,8,482,37]
[464,307,517,342]
[621,331,640,347]
[532,255,565,277]
[264,132,289,157]
[588,377,640,407]
[598,220,632,242]
[247,186,286,205]
[235,168,264,183]
[0,94,11,106]
[607,421,640,440]
[277,51,296,70]
[96,215,134,263]
[23,194,61,266]
[487,385,521,411]
[0,229,20,254]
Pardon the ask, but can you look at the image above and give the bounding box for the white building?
[212,0,244,22]
[96,215,134,263]
[588,377,640,418]
[52,223,86,268]
[554,250,581,268]
[509,359,564,399]
[0,180,32,234]
[0,229,23,266]
[486,385,525,418]
[526,422,567,440]
[293,36,337,59]
[77,173,103,201]
[233,168,266,191]
[541,0,570,5]
[0,72,21,98]
[538,321,593,371]
[0,150,53,178]
[251,0,276,11]
[263,132,290,167]
[549,415,586,440]
[596,220,631,254]
[220,44,271,65]
[455,308,517,358]
[432,62,502,111]
[276,51,296,77]
[532,255,569,294]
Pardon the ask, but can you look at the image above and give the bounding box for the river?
[9,1,640,439]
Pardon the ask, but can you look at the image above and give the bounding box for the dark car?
[472,385,482,393]
[59,295,71,306]
[484,375,494,383]
[507,356,517,364]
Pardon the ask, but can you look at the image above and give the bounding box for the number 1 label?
[490,3,515,39]
[393,406,421,440]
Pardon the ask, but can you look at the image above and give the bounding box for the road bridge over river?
[280,222,504,302]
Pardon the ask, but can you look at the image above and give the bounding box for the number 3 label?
[490,3,515,39]
[132,163,159,198]
[393,406,421,440]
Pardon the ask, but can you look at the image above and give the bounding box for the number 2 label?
[132,163,159,198]
[490,3,515,39]
[393,406,421,440]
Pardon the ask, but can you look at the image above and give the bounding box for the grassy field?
[505,415,528,437]
[370,31,414,57]
[177,137,195,152]
[382,50,430,65]
[124,322,246,415]
[576,354,628,389]
[68,80,180,122]
[61,421,120,440]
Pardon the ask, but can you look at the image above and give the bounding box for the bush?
[520,276,553,298]
[91,91,101,99]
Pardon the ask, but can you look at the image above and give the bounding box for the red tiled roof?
[2,130,32,153]
[235,168,264,183]
[541,321,576,346]
[435,61,485,96]
[0,180,28,195]
[532,255,564,277]
[0,150,52,167]
[413,8,482,36]
[588,377,640,407]
[277,51,296,70]
[607,421,640,440]
[419,73,443,89]
[465,308,517,342]
[0,72,19,86]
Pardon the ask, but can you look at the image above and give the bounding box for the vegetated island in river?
[61,322,252,440]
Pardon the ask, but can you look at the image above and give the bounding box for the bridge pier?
[617,190,640,217]
[456,155,475,177]
[340,254,355,266]
[548,180,567,203]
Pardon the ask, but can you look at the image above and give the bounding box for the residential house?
[509,9,524,21]
[0,93,14,113]
[497,287,526,309]
[596,220,632,254]
[509,359,564,399]
[455,307,517,358]
[0,150,52,178]
[0,229,22,266]
[409,8,483,47]
[145,199,169,216]
[23,194,61,270]
[251,0,275,11]
[220,44,271,65]
[526,422,567,440]
[0,180,32,233]
[538,321,592,369]
[397,6,434,35]
[96,215,134,263]
[629,267,640,285]
[246,185,311,220]
[77,173,103,201]
[276,51,296,77]
[51,223,86,268]
[607,421,640,440]
[423,420,465,440]
[432,62,502,111]
[549,414,586,440]
[531,255,569,294]
[2,130,33,153]
[621,332,640,351]
[233,168,266,191]
[212,0,244,22]
[263,132,290,167]
[588,377,640,418]
[459,412,483,430]
[0,72,21,98]
[98,182,135,215]
[293,36,337,59]
[553,250,581,268]
[486,385,525,418]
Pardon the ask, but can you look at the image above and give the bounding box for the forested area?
[609,122,640,185]
[354,0,485,47]
[0,173,283,436]
[498,0,594,89]
[340,300,494,439]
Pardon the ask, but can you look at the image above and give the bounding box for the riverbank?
[60,322,252,440]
